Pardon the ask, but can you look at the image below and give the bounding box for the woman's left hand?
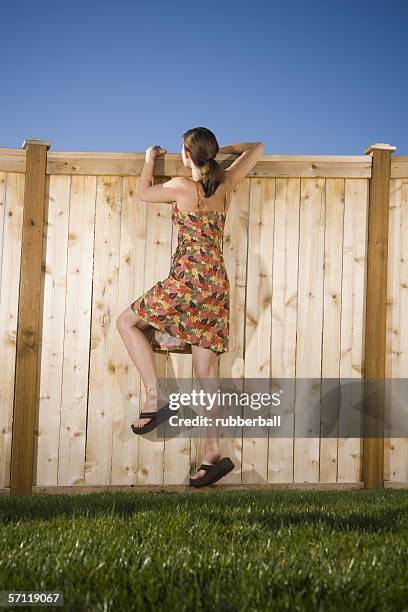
[145,145,167,163]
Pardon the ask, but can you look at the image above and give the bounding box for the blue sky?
[1,0,407,155]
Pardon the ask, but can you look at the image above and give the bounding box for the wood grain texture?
[385,178,408,483]
[35,175,71,485]
[337,179,368,483]
[135,191,173,485]
[111,176,145,485]
[242,178,275,484]
[44,152,372,178]
[0,173,25,488]
[164,199,193,486]
[218,179,251,484]
[57,176,97,486]
[320,179,345,482]
[84,177,122,485]
[10,144,48,495]
[3,143,403,492]
[294,178,326,482]
[363,149,392,488]
[268,178,300,483]
[0,149,26,173]
[391,157,408,179]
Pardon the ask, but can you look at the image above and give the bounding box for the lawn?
[1,489,408,611]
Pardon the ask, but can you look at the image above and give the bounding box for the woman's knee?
[116,312,127,333]
[116,308,137,333]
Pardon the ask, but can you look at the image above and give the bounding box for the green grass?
[1,489,408,611]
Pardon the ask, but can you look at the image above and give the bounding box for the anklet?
[146,383,168,392]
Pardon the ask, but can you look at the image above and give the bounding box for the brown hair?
[182,127,224,198]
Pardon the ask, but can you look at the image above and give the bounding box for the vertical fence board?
[320,178,345,482]
[218,179,250,483]
[164,208,193,485]
[0,173,6,299]
[294,178,326,482]
[85,176,122,485]
[337,179,368,482]
[136,199,173,485]
[363,147,393,488]
[0,171,8,484]
[386,178,408,481]
[57,176,97,485]
[11,142,49,495]
[242,178,275,483]
[36,175,71,485]
[220,179,250,382]
[0,173,25,487]
[164,350,192,485]
[269,178,300,482]
[111,176,145,485]
[110,176,141,485]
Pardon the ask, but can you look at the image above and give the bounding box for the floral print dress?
[130,180,230,354]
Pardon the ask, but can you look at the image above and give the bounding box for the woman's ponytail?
[198,156,224,198]
[182,127,224,198]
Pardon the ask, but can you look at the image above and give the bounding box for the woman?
[116,127,264,486]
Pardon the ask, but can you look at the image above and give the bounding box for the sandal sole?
[189,457,235,488]
[131,405,175,435]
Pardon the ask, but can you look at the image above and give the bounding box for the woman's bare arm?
[219,142,262,155]
[138,146,184,203]
[221,142,264,192]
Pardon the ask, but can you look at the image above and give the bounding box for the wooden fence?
[1,140,406,495]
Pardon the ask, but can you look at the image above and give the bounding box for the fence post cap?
[363,143,396,155]
[21,139,52,150]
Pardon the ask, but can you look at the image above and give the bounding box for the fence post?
[362,142,396,489]
[10,139,51,495]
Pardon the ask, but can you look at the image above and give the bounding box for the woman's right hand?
[145,145,167,163]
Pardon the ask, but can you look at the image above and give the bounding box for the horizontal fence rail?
[0,140,406,495]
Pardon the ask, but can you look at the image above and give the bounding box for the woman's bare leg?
[116,307,168,428]
[190,344,222,479]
